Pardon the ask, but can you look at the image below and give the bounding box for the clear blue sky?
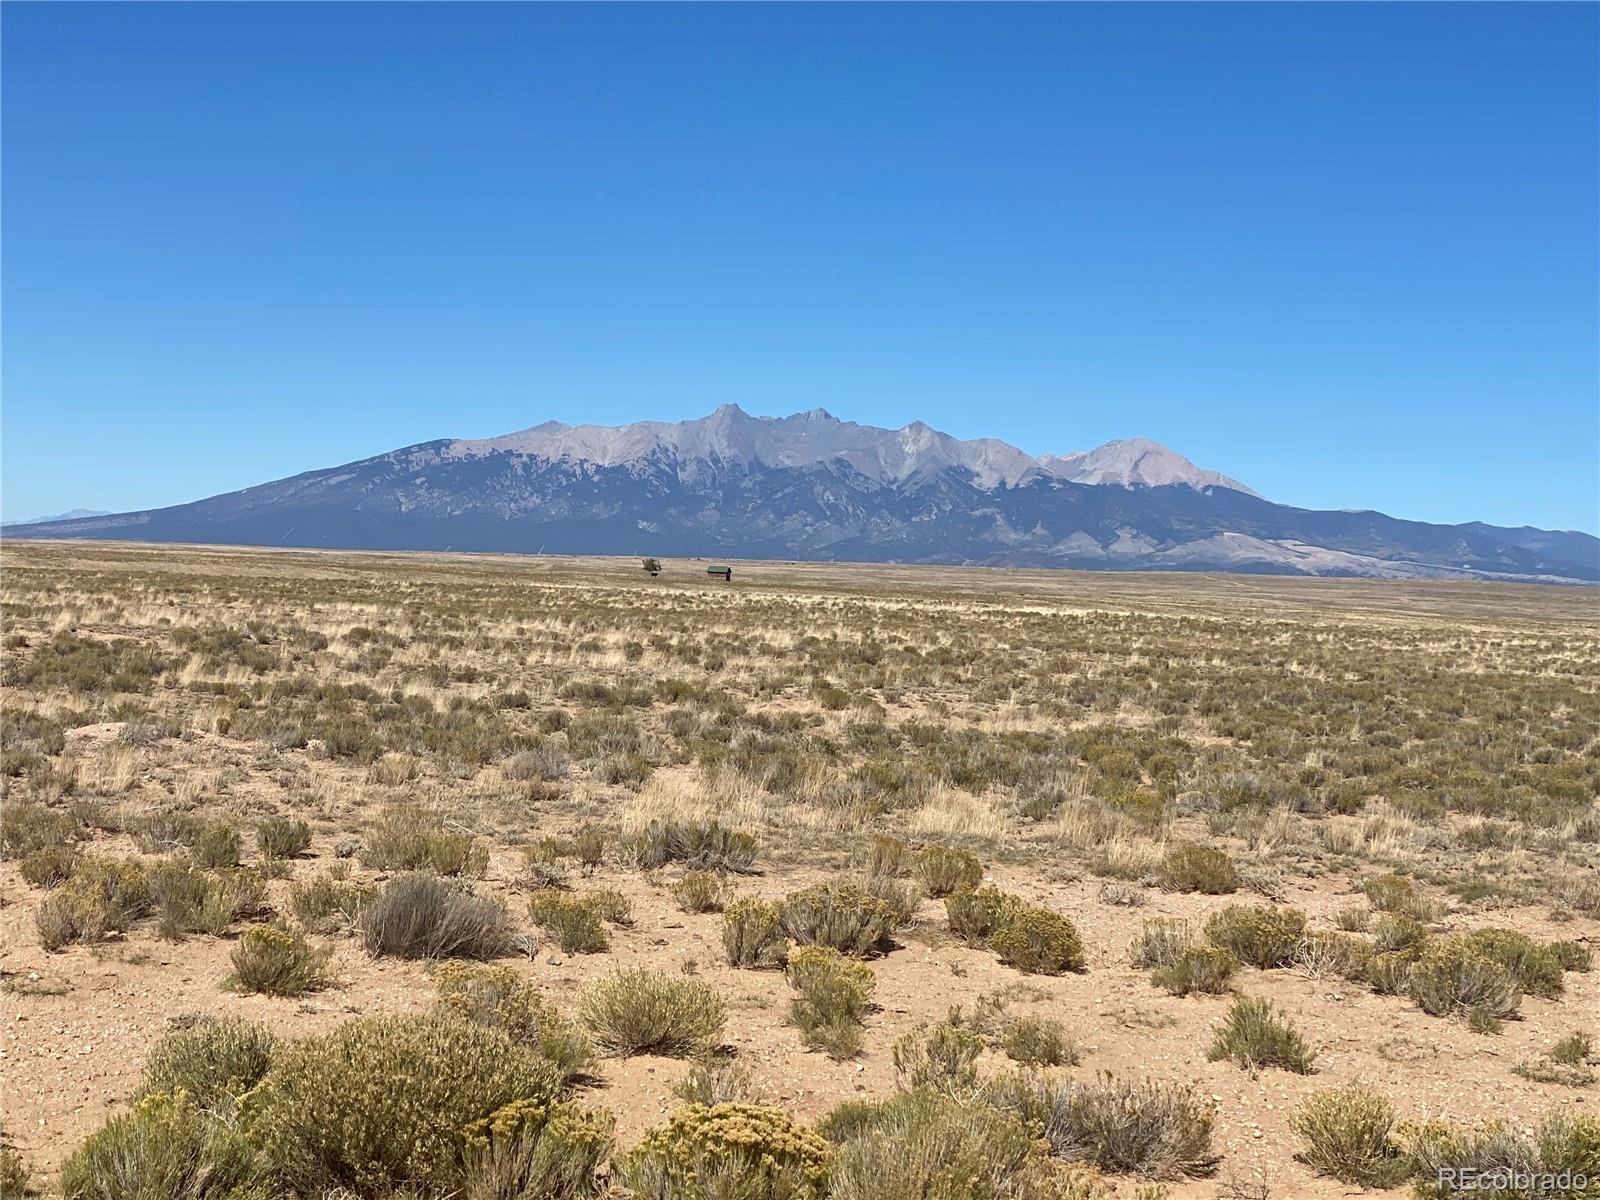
[4,3,1596,532]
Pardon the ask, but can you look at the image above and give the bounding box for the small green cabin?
[706,564,733,581]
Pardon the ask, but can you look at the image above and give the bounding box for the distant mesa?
[6,408,1595,584]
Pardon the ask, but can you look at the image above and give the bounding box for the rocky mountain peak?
[444,407,1254,496]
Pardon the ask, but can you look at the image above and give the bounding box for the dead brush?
[1293,932,1375,982]
[1130,917,1195,968]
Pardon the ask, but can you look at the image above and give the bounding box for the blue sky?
[4,3,1596,532]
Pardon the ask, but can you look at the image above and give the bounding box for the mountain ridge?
[2,508,113,527]
[7,407,1596,583]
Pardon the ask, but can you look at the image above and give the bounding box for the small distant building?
[706,564,733,581]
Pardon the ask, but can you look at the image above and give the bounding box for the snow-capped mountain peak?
[445,408,1249,496]
[1039,437,1261,497]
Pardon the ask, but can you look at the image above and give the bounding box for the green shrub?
[913,845,982,897]
[1290,1087,1408,1187]
[597,752,654,786]
[864,835,911,879]
[1511,1032,1597,1087]
[1512,1057,1597,1088]
[1,800,79,859]
[1206,997,1316,1074]
[1362,873,1435,919]
[523,840,573,890]
[989,903,1086,975]
[135,1017,276,1111]
[892,1023,983,1098]
[256,816,311,861]
[675,1058,760,1106]
[1157,845,1238,894]
[458,1096,612,1200]
[1203,905,1306,969]
[585,888,631,926]
[229,924,329,997]
[630,820,757,873]
[1405,1114,1600,1200]
[147,860,218,937]
[36,858,151,950]
[1364,950,1415,996]
[193,825,241,870]
[288,873,369,934]
[780,881,898,958]
[1467,1005,1505,1035]
[361,873,515,960]
[60,1091,259,1200]
[1552,1032,1594,1066]
[527,890,609,954]
[570,825,606,871]
[786,946,874,1060]
[944,886,1018,945]
[1151,946,1237,996]
[9,632,167,694]
[580,968,726,1058]
[359,808,487,877]
[247,1013,563,1195]
[37,887,112,951]
[502,742,570,783]
[132,811,205,853]
[1552,941,1593,973]
[1407,937,1521,1019]
[984,1072,1219,1179]
[723,898,788,969]
[149,861,265,938]
[824,1089,1048,1200]
[999,1015,1078,1067]
[1535,1114,1600,1181]
[863,870,922,928]
[1129,917,1194,968]
[1465,928,1566,999]
[615,1103,830,1200]
[0,1140,33,1199]
[19,844,80,887]
[1371,914,1429,957]
[433,961,594,1082]
[672,871,729,914]
[1333,907,1371,932]
[944,887,1085,975]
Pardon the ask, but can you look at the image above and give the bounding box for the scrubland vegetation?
[0,541,1597,1198]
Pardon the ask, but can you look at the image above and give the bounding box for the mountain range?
[1,508,113,527]
[8,405,1596,582]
